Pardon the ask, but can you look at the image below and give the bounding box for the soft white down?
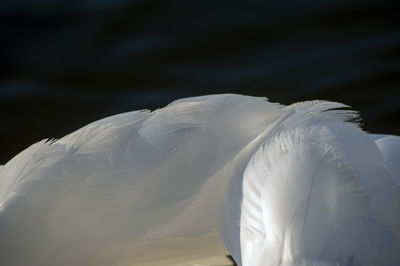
[0,94,399,266]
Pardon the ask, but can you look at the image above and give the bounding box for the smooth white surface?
[0,94,399,266]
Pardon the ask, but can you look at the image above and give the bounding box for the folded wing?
[0,94,282,266]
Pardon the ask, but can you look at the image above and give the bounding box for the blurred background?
[1,0,399,164]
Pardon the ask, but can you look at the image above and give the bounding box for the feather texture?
[0,94,398,266]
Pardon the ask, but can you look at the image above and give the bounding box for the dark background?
[1,0,399,164]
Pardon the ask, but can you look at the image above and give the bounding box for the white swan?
[0,94,399,266]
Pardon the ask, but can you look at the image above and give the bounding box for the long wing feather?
[240,102,400,266]
[373,134,400,183]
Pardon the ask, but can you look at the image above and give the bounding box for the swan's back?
[0,94,283,266]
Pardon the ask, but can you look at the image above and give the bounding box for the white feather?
[240,101,400,266]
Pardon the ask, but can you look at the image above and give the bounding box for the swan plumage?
[0,94,399,266]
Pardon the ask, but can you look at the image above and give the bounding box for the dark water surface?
[1,0,399,164]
